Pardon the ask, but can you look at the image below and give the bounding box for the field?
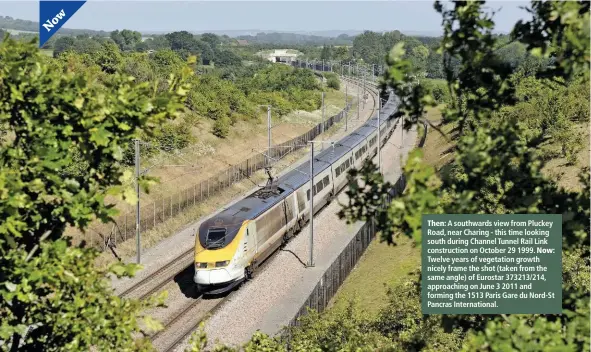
[327,105,589,315]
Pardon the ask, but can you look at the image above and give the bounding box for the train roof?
[315,142,353,165]
[197,184,294,249]
[200,93,399,238]
[338,132,366,148]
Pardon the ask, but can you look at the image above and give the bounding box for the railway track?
[117,75,377,302]
[151,220,307,352]
[116,75,379,351]
[149,295,228,352]
[119,247,194,300]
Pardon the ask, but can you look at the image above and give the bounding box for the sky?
[0,1,531,35]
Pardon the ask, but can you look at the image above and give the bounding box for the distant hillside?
[0,16,109,37]
[0,15,442,44]
[236,32,355,46]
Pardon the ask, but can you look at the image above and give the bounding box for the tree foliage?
[110,29,142,51]
[0,37,193,351]
[333,1,590,351]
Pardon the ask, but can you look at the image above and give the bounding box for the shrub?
[213,115,231,138]
[420,78,450,105]
[153,122,194,151]
[327,76,340,90]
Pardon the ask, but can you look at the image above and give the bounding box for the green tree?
[0,37,193,351]
[352,30,384,64]
[93,40,123,74]
[53,36,75,57]
[333,46,349,61]
[150,49,185,77]
[141,35,171,51]
[71,36,103,54]
[200,33,221,48]
[320,44,333,60]
[409,45,429,73]
[165,31,201,53]
[338,1,589,351]
[111,29,142,51]
[213,48,242,67]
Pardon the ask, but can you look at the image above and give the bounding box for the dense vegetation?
[0,15,110,36]
[236,32,355,46]
[0,36,191,351]
[35,30,326,147]
[333,1,589,351]
[0,1,588,351]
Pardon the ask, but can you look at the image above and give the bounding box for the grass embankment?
[93,84,362,268]
[327,105,589,316]
[128,88,348,207]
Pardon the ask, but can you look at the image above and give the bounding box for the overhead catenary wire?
[87,70,363,254]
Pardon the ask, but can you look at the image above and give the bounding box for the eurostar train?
[194,91,399,294]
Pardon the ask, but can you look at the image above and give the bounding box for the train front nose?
[194,268,233,285]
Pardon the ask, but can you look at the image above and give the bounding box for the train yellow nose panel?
[194,268,233,285]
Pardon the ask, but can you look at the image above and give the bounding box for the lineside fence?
[87,89,367,252]
[283,120,428,338]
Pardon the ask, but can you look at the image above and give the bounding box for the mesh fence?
[87,101,353,252]
[283,176,407,333]
[283,120,429,340]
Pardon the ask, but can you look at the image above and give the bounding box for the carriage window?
[205,228,226,249]
[323,176,329,187]
[316,181,323,193]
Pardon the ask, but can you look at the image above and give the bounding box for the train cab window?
[205,227,226,249]
[323,176,329,187]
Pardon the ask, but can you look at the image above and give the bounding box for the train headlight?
[196,262,207,269]
[215,260,230,267]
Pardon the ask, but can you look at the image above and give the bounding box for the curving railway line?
[117,75,382,352]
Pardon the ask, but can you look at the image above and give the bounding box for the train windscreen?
[205,228,227,249]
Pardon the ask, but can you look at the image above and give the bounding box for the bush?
[552,123,584,165]
[212,115,231,138]
[327,76,340,90]
[420,78,450,104]
[153,122,194,151]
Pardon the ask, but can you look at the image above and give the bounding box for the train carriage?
[194,89,399,294]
